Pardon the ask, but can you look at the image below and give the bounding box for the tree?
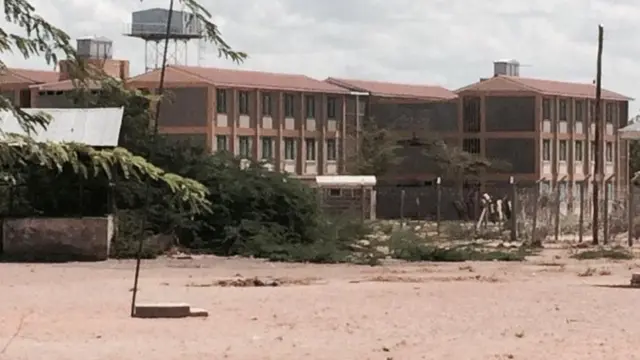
[348,117,403,175]
[0,0,246,212]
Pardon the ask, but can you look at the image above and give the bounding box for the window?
[261,137,273,159]
[542,139,551,161]
[238,136,252,158]
[238,91,250,115]
[216,89,227,113]
[305,138,316,161]
[262,93,271,116]
[559,99,567,120]
[284,138,296,160]
[605,103,613,123]
[305,95,315,119]
[574,140,583,162]
[462,138,481,154]
[606,142,613,162]
[327,97,337,119]
[328,188,341,197]
[216,135,228,152]
[590,141,596,161]
[326,139,337,161]
[284,94,295,117]
[542,98,552,120]
[559,140,567,161]
[575,100,584,122]
[589,101,596,122]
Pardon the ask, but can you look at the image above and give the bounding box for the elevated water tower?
[124,8,203,72]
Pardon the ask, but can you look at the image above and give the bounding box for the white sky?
[3,0,638,113]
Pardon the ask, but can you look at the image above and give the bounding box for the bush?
[570,247,634,260]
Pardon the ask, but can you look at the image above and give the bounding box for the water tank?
[77,36,113,59]
[493,59,520,77]
[130,8,203,39]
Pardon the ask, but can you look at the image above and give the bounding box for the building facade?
[128,65,351,178]
[456,60,631,208]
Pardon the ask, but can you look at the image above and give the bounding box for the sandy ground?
[1,249,640,360]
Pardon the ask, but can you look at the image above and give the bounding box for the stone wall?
[2,216,114,261]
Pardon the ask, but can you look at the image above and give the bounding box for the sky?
[3,0,640,113]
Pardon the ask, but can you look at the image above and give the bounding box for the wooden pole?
[592,24,604,245]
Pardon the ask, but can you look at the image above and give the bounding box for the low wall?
[2,216,114,261]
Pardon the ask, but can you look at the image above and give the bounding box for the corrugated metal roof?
[456,75,632,101]
[0,107,124,146]
[315,175,377,187]
[128,65,350,94]
[325,77,457,101]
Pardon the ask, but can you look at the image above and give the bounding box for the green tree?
[0,0,246,212]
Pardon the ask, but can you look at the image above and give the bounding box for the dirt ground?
[1,249,640,360]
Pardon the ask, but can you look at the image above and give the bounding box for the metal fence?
[374,181,637,246]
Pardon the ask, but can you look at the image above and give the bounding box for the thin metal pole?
[131,0,175,318]
[592,25,604,245]
[436,177,442,236]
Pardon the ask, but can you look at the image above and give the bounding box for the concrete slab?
[133,303,191,318]
[189,307,209,317]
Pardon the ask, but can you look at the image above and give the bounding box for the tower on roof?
[124,8,203,72]
[493,59,520,77]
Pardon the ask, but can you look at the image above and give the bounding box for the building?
[0,37,130,109]
[127,65,351,178]
[456,59,631,208]
[324,77,458,182]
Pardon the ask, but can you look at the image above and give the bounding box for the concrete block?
[189,307,209,317]
[134,303,191,318]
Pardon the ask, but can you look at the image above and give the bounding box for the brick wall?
[2,216,114,261]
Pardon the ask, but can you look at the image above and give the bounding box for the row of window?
[216,135,338,162]
[542,99,618,123]
[541,139,614,162]
[216,89,338,119]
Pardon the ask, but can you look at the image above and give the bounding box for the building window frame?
[574,140,583,162]
[262,93,271,116]
[305,138,316,161]
[326,138,337,161]
[542,98,552,120]
[238,91,250,115]
[305,95,315,119]
[238,136,252,159]
[216,135,228,152]
[284,94,295,117]
[327,96,337,119]
[216,89,227,114]
[559,140,567,161]
[261,136,273,160]
[284,137,296,160]
[558,99,567,121]
[542,139,551,161]
[606,141,613,162]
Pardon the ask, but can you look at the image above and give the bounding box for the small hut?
[314,175,377,220]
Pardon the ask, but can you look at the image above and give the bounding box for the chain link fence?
[370,180,635,246]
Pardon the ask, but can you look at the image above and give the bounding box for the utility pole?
[592,25,604,245]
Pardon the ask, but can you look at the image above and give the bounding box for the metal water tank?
[77,36,113,59]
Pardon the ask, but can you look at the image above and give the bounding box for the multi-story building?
[325,77,458,183]
[128,65,351,178]
[456,59,631,205]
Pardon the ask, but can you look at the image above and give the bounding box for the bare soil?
[1,249,640,360]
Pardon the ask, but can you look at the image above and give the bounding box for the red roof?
[128,65,349,94]
[0,68,59,85]
[456,75,631,101]
[29,79,103,91]
[325,77,457,100]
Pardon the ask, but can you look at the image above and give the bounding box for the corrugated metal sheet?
[315,175,377,187]
[0,107,124,146]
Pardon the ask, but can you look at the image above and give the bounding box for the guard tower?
[125,8,203,72]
